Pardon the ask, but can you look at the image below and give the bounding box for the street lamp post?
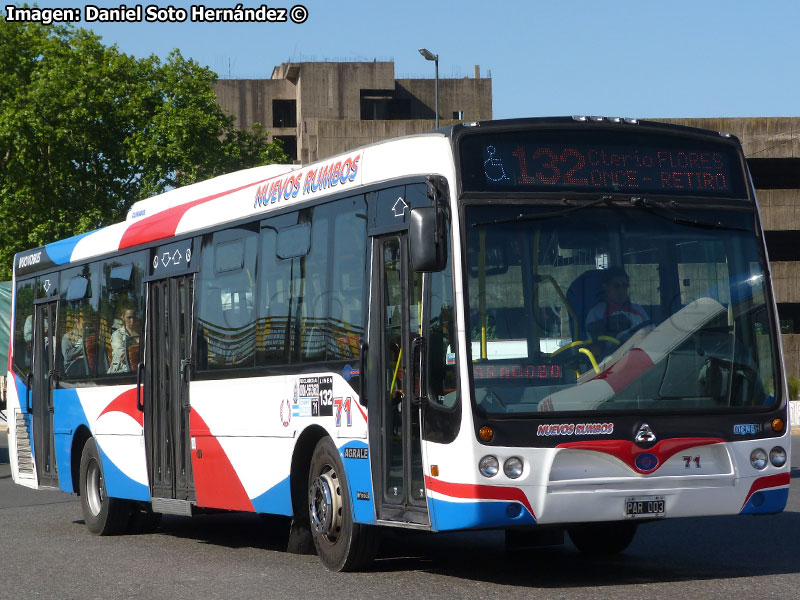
[418,48,439,128]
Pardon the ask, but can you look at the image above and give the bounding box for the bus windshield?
[464,204,778,415]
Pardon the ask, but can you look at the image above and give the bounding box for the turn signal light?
[772,418,785,433]
[479,426,494,442]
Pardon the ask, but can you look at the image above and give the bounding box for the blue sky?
[14,0,800,119]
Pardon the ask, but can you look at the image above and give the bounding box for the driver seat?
[566,269,606,342]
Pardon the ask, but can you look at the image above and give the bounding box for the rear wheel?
[79,437,133,535]
[308,437,379,571]
[568,521,638,555]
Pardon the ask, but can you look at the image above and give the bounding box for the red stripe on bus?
[190,409,255,512]
[353,399,368,424]
[740,472,791,509]
[97,387,143,427]
[556,438,725,474]
[424,476,535,518]
[118,179,273,250]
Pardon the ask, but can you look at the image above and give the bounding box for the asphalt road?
[1,432,799,600]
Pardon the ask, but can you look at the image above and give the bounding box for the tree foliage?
[0,15,287,279]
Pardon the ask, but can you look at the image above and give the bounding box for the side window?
[59,263,100,380]
[12,280,35,376]
[299,205,331,362]
[99,252,146,376]
[196,225,259,370]
[255,196,368,366]
[257,215,298,365]
[428,221,458,408]
[329,195,368,359]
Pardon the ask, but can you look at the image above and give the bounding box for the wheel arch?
[290,425,329,520]
[70,425,93,496]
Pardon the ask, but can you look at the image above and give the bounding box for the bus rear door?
[144,240,196,514]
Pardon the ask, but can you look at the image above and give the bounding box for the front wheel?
[308,437,379,571]
[79,437,133,535]
[568,521,638,555]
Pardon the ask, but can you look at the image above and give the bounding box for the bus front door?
[370,234,429,526]
[31,300,58,488]
[145,274,196,511]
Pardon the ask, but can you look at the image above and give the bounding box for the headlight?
[769,446,787,468]
[503,457,524,479]
[750,448,768,470]
[479,455,499,477]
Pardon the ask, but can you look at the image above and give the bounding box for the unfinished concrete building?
[213,60,492,164]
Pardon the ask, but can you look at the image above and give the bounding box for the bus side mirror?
[409,207,446,272]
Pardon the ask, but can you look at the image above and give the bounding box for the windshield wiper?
[472,195,614,227]
[630,197,752,232]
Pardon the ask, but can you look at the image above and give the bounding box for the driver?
[585,266,649,343]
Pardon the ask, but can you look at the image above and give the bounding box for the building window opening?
[778,303,800,334]
[274,135,297,162]
[360,89,411,120]
[764,230,800,262]
[272,99,297,128]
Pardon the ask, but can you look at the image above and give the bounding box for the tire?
[568,521,638,555]
[79,437,133,535]
[307,437,379,571]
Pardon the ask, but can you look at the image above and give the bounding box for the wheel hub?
[309,468,342,541]
[86,458,104,516]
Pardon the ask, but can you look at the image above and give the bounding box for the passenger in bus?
[585,266,649,343]
[108,305,140,373]
[62,313,87,377]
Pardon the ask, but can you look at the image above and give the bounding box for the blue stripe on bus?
[250,477,293,516]
[429,497,536,531]
[53,388,87,494]
[96,442,150,502]
[44,231,94,265]
[740,487,789,515]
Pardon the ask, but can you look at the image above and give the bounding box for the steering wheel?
[618,319,654,344]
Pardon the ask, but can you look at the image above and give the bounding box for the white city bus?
[6,117,790,571]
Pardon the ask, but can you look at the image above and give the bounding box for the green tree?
[0,15,287,279]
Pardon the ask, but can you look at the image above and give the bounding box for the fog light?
[479,455,499,478]
[503,457,524,479]
[770,446,787,468]
[750,448,768,470]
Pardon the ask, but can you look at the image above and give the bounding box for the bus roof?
[13,131,455,278]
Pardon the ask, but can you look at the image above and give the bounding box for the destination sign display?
[460,130,747,198]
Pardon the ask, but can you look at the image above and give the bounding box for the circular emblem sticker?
[280,398,291,428]
[634,452,659,472]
